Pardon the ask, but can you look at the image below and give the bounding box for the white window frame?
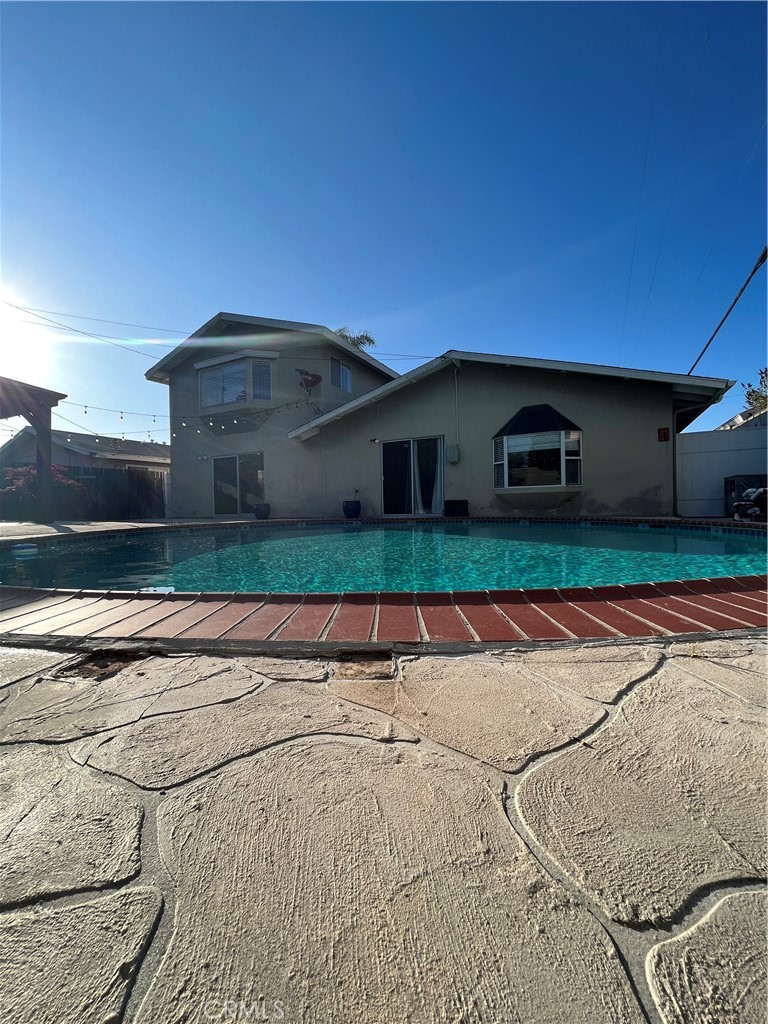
[493,430,582,490]
[330,356,352,393]
[198,357,273,409]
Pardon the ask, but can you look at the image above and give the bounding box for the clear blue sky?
[1,1,765,443]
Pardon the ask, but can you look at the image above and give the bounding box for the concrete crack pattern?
[0,638,764,1024]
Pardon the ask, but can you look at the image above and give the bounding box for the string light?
[83,406,88,415]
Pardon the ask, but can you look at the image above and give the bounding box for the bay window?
[198,355,273,409]
[493,429,582,489]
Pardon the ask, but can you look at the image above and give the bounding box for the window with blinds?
[493,430,582,488]
[199,358,271,408]
[252,361,271,401]
[200,360,247,408]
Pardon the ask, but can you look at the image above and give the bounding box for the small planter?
[253,503,271,520]
[342,500,361,519]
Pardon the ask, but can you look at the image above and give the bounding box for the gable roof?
[0,427,170,465]
[145,313,398,385]
[493,404,581,439]
[289,350,735,439]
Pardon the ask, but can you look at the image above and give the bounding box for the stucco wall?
[166,336,391,517]
[307,362,675,517]
[167,357,677,518]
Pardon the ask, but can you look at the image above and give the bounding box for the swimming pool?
[1,521,765,593]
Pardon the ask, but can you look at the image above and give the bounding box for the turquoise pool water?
[1,522,765,593]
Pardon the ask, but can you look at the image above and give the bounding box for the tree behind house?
[743,368,767,412]
[335,325,376,349]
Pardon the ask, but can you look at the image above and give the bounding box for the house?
[146,312,734,519]
[0,428,170,520]
[0,427,170,477]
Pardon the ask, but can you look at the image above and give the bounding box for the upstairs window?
[330,356,352,393]
[199,358,271,408]
[200,360,247,408]
[251,360,272,401]
[492,404,582,489]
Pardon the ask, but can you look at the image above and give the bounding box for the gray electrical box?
[446,444,461,464]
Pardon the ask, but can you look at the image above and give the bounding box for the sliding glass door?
[382,437,443,515]
[213,453,264,514]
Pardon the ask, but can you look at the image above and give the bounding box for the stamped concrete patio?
[1,636,765,1023]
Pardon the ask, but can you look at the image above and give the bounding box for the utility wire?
[687,245,767,374]
[5,299,438,363]
[3,302,165,359]
[17,319,177,348]
[15,305,191,334]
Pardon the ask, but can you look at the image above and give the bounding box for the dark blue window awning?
[493,403,581,439]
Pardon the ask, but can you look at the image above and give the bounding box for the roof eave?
[290,351,735,440]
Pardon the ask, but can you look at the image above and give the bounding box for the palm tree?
[334,325,375,349]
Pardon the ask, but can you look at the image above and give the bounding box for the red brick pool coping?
[1,575,765,647]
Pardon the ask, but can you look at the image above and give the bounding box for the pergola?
[0,377,67,523]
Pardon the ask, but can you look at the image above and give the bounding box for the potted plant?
[342,489,361,519]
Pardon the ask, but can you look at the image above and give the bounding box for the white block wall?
[677,424,767,517]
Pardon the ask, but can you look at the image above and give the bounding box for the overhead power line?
[17,319,177,348]
[4,299,439,363]
[16,305,191,334]
[3,302,166,359]
[687,245,767,375]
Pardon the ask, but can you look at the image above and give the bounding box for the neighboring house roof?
[145,312,399,385]
[0,427,170,465]
[715,408,767,430]
[493,403,581,439]
[289,351,735,440]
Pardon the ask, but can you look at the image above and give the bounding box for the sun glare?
[0,287,57,385]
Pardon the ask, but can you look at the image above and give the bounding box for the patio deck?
[1,575,765,648]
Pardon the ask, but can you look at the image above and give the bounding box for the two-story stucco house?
[146,312,733,519]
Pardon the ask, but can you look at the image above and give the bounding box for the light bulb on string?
[83,406,88,415]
